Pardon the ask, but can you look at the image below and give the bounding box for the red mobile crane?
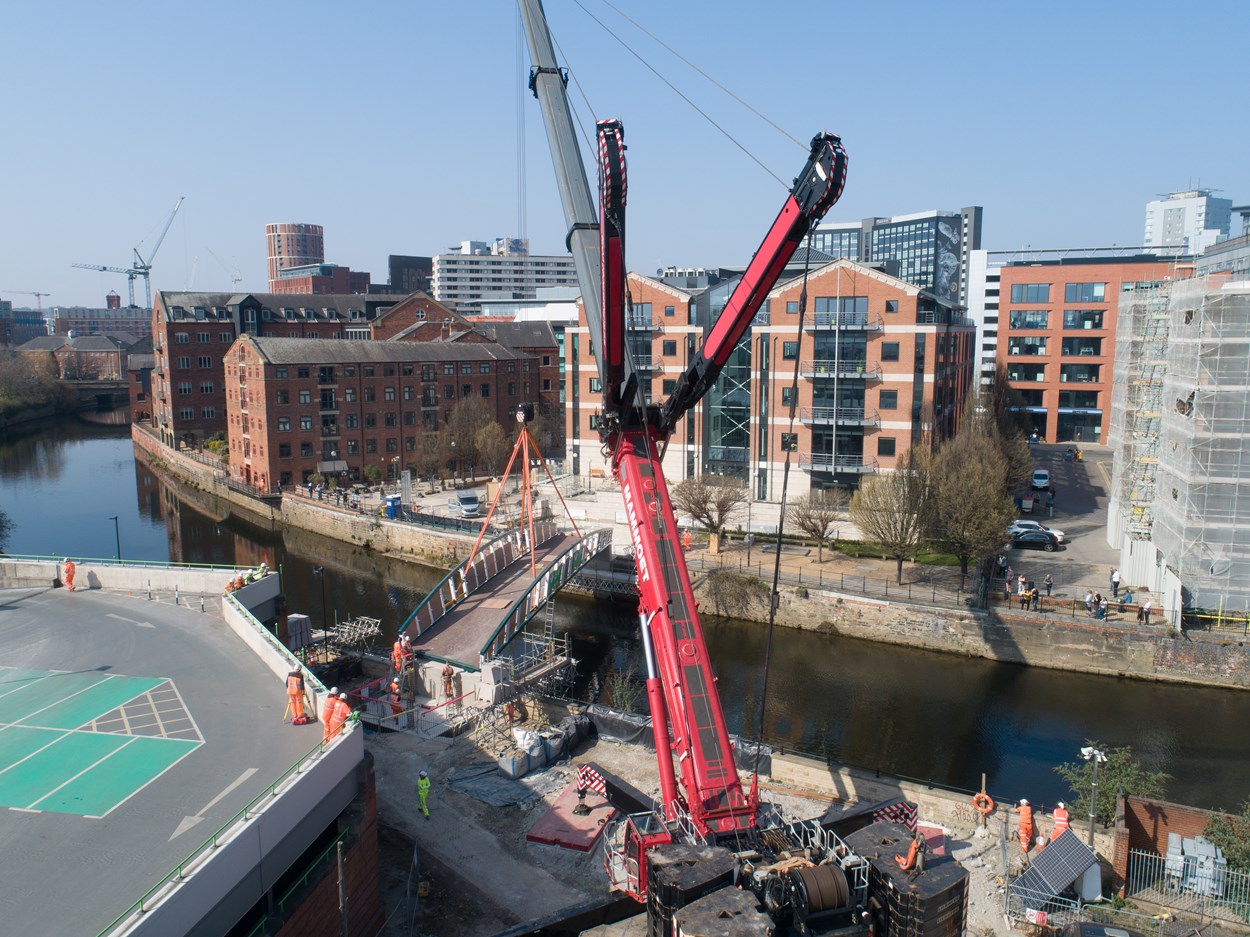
[519,0,849,907]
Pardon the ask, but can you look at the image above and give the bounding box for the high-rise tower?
[266,223,325,290]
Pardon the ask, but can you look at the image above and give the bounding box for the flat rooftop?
[0,585,317,935]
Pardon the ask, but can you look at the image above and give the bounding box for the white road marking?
[169,768,259,840]
[105,613,154,629]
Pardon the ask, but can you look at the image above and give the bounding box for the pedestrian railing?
[2,552,245,572]
[1125,847,1250,927]
[95,737,347,937]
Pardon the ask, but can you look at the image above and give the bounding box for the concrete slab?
[526,777,615,852]
[0,586,317,936]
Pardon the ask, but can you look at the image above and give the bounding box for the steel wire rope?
[568,0,787,189]
[592,0,804,151]
[752,246,816,777]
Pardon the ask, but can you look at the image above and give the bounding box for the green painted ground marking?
[0,726,66,768]
[21,676,165,731]
[0,732,127,809]
[36,736,199,816]
[0,672,107,724]
[0,668,57,700]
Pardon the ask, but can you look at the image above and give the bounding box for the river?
[2,415,1247,812]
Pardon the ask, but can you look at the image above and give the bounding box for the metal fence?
[1126,847,1250,926]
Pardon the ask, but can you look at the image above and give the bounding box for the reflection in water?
[2,417,1248,811]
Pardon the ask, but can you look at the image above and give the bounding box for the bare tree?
[787,488,849,562]
[927,431,1017,575]
[849,452,930,583]
[475,421,511,476]
[671,476,747,534]
[446,398,492,475]
[976,366,1033,489]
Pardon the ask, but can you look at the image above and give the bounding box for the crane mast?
[517,0,848,900]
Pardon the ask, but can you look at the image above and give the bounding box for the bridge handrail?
[398,522,559,637]
[1,553,248,572]
[479,528,612,661]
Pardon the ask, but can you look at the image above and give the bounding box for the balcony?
[798,452,878,473]
[804,312,882,332]
[320,425,339,437]
[625,314,657,330]
[800,407,879,427]
[632,356,657,371]
[800,360,881,380]
[319,402,338,413]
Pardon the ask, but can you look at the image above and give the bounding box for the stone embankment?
[134,426,1250,691]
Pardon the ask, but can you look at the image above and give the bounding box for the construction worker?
[392,637,406,674]
[1016,799,1035,853]
[285,668,306,722]
[331,692,353,738]
[1052,801,1071,839]
[62,558,76,592]
[320,687,340,742]
[389,678,403,717]
[417,769,431,820]
[441,662,455,699]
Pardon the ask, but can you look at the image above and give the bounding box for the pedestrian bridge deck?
[401,523,612,670]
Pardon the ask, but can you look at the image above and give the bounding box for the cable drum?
[789,863,850,919]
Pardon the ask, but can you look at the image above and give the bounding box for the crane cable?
[568,0,788,189]
[752,246,815,776]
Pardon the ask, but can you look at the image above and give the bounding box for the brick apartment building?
[565,261,975,499]
[223,336,532,491]
[19,333,133,380]
[50,294,152,338]
[995,254,1182,443]
[270,264,371,295]
[150,291,409,448]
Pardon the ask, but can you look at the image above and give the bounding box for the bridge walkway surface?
[401,523,612,671]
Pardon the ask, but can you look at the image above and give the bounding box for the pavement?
[0,586,317,935]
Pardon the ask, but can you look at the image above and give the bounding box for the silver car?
[1006,519,1065,543]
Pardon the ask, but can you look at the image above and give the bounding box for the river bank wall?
[133,426,1250,691]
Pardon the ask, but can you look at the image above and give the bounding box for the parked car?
[1010,528,1059,552]
[1006,519,1066,543]
[1031,468,1051,491]
[448,490,482,517]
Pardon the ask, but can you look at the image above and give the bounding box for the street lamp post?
[449,439,457,484]
[1081,745,1107,846]
[108,515,121,561]
[312,566,328,661]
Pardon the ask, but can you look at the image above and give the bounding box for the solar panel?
[1013,830,1098,896]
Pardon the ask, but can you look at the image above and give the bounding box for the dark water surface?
[3,417,1247,811]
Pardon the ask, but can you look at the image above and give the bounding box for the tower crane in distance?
[0,290,52,313]
[73,196,185,308]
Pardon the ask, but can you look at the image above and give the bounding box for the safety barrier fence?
[1,552,245,572]
[399,522,560,639]
[95,737,347,937]
[284,485,496,536]
[1182,607,1250,634]
[241,828,351,937]
[479,528,613,661]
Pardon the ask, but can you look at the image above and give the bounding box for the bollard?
[147,580,151,601]
[175,586,179,606]
[200,595,204,613]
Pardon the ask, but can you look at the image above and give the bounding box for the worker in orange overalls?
[327,691,352,739]
[320,687,340,742]
[1052,801,1071,840]
[392,638,408,674]
[1016,799,1035,853]
[389,679,403,716]
[62,558,77,592]
[441,662,455,699]
[285,668,306,722]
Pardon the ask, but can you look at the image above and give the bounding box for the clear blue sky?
[3,0,1245,309]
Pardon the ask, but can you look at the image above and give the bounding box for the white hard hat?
[419,769,428,778]
[1057,801,1065,809]
[1020,799,1029,806]
[339,692,349,700]
[330,687,339,695]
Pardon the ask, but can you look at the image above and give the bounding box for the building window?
[1063,309,1105,330]
[277,417,291,432]
[385,412,397,427]
[176,356,190,369]
[781,432,797,452]
[386,438,398,452]
[301,442,314,456]
[663,379,676,394]
[275,389,289,405]
[541,379,551,391]
[458,364,470,375]
[782,341,798,360]
[1009,310,1049,330]
[365,414,376,428]
[885,300,899,313]
[878,436,896,457]
[1065,282,1106,303]
[1061,337,1102,357]
[175,332,189,344]
[879,389,898,409]
[421,365,436,381]
[198,332,211,343]
[278,443,291,458]
[201,406,215,419]
[461,384,471,397]
[345,440,358,455]
[365,439,377,454]
[220,332,232,343]
[1007,336,1048,356]
[197,356,212,368]
[177,381,192,395]
[298,367,311,379]
[200,381,213,394]
[480,384,490,398]
[178,407,194,420]
[298,389,312,404]
[1010,283,1051,303]
[1007,364,1047,382]
[589,378,602,393]
[508,382,517,395]
[444,385,454,399]
[383,365,395,377]
[276,367,288,379]
[344,388,356,403]
[786,301,799,314]
[443,363,455,375]
[403,386,414,401]
[404,411,416,426]
[478,364,489,374]
[781,387,795,407]
[664,305,675,317]
[507,362,517,373]
[384,386,396,401]
[589,414,602,430]
[299,416,313,430]
[662,340,677,356]
[881,342,900,362]
[345,414,358,428]
[362,387,375,402]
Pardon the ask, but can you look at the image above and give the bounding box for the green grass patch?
[833,541,962,566]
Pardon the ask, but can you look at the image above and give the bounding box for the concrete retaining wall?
[693,576,1250,691]
[0,559,238,596]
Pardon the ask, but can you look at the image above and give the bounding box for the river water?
[2,416,1247,811]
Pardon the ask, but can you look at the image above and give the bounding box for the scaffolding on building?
[1151,276,1250,613]
[1109,284,1171,539]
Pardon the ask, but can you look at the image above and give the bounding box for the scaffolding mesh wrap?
[1152,279,1250,612]
[1109,284,1171,540]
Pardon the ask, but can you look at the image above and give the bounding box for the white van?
[448,490,481,517]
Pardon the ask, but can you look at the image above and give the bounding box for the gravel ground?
[370,713,1037,937]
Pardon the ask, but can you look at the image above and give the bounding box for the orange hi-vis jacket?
[1052,805,1071,838]
[286,672,305,697]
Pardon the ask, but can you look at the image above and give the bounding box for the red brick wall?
[272,756,383,937]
